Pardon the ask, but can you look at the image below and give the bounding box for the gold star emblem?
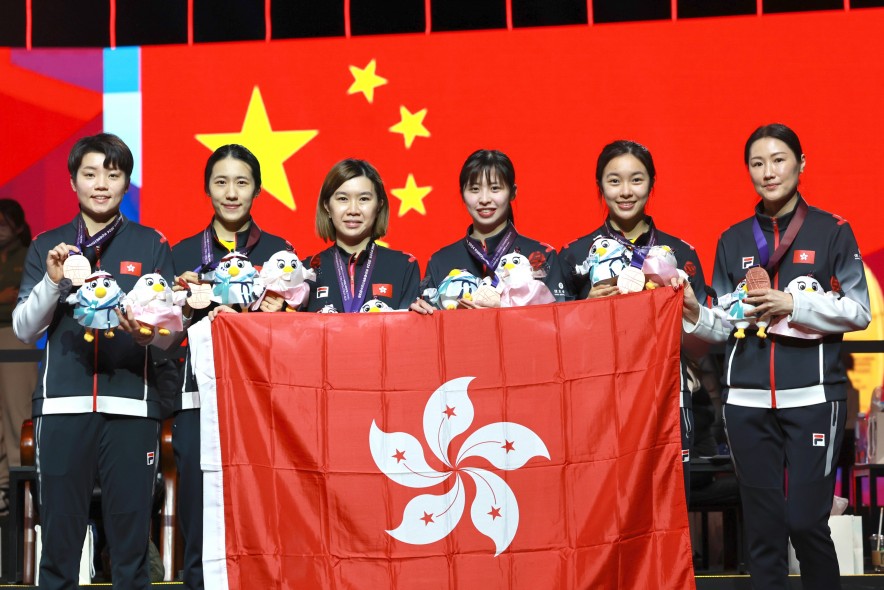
[196,86,318,211]
[390,174,431,217]
[389,106,429,149]
[348,59,388,103]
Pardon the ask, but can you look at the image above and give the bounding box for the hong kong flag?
[195,288,694,589]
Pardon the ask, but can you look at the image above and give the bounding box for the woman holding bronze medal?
[170,144,293,590]
[409,149,568,314]
[304,159,420,313]
[559,139,708,504]
[680,124,871,589]
[13,133,174,589]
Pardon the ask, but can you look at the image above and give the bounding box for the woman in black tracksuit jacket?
[682,124,870,590]
[13,133,173,589]
[410,149,568,315]
[304,159,420,313]
[171,144,292,590]
[559,139,708,506]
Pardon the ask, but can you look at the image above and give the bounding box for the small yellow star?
[389,106,430,149]
[348,59,388,103]
[196,86,318,211]
[390,174,431,217]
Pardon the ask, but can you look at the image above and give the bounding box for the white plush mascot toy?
[641,245,684,289]
[359,299,394,313]
[767,275,827,339]
[66,270,124,342]
[122,273,187,336]
[250,250,315,311]
[715,280,767,339]
[576,236,631,286]
[495,252,555,307]
[211,251,258,306]
[432,269,481,310]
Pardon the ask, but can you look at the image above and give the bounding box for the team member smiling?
[13,133,174,589]
[411,149,567,314]
[305,159,419,312]
[170,144,293,590]
[560,140,708,503]
[681,124,870,590]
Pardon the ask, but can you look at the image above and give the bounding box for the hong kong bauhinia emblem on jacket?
[369,377,550,555]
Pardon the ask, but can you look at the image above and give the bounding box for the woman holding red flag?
[304,159,420,313]
[410,149,568,314]
[170,144,293,590]
[681,123,870,589]
[559,139,708,503]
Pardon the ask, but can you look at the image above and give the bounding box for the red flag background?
[140,10,884,278]
[208,288,691,589]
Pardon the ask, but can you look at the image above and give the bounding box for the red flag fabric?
[205,288,693,589]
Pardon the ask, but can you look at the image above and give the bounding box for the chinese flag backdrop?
[141,10,884,278]
[208,288,691,589]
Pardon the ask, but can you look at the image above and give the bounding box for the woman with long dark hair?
[681,124,871,589]
[560,140,708,502]
[410,149,567,314]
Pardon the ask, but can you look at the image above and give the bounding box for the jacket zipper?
[348,255,356,296]
[93,247,101,411]
[770,219,779,408]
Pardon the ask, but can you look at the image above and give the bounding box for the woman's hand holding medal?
[174,270,212,314]
[48,242,84,284]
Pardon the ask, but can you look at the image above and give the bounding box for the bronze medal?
[62,254,92,286]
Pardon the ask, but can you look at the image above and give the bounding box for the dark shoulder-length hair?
[459,149,517,223]
[315,159,390,242]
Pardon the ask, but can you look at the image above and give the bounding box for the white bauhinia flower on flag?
[369,376,550,556]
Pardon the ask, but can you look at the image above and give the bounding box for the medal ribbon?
[75,214,123,262]
[603,219,657,269]
[751,197,808,274]
[333,242,378,313]
[464,225,518,286]
[197,220,263,273]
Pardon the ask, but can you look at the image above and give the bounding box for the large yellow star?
[390,174,431,217]
[389,106,430,149]
[195,86,318,211]
[348,59,387,103]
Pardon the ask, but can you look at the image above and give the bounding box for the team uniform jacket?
[686,197,871,408]
[422,224,570,302]
[171,223,291,411]
[304,242,420,312]
[12,215,174,419]
[560,218,708,409]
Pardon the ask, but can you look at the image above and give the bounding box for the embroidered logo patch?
[741,256,754,269]
[317,286,329,298]
[146,451,156,466]
[681,449,690,463]
[812,433,825,447]
[793,250,815,264]
[120,261,142,276]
